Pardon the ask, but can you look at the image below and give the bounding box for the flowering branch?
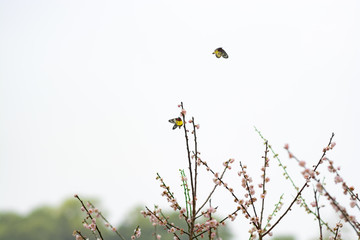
[261,132,335,237]
[259,141,269,233]
[313,189,323,240]
[74,194,104,240]
[87,201,126,240]
[180,102,197,240]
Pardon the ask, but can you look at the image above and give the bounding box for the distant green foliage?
[272,236,295,240]
[0,199,83,240]
[0,199,233,240]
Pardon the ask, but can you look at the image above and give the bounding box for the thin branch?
[260,141,269,229]
[313,189,323,240]
[74,195,104,240]
[196,161,229,215]
[74,230,87,240]
[180,102,196,240]
[198,159,259,229]
[145,206,189,238]
[262,132,335,237]
[239,161,258,221]
[88,201,126,240]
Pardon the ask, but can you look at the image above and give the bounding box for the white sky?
[0,1,359,239]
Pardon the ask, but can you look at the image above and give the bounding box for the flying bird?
[169,117,183,130]
[213,48,228,59]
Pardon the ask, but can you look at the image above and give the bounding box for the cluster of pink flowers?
[203,206,216,218]
[131,227,141,240]
[285,139,360,237]
[238,165,257,203]
[72,231,85,240]
[328,222,343,240]
[83,218,97,232]
[156,175,181,211]
[323,142,336,153]
[141,208,168,227]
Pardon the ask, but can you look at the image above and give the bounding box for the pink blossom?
[181,109,186,116]
[195,124,200,129]
[75,235,82,240]
[80,206,85,212]
[310,202,317,207]
[299,161,306,167]
[208,206,216,214]
[284,144,289,150]
[350,201,356,208]
[168,227,176,233]
[157,234,161,240]
[135,228,141,238]
[316,183,324,193]
[334,175,343,184]
[205,219,218,228]
[89,222,96,231]
[228,214,236,221]
[188,119,193,123]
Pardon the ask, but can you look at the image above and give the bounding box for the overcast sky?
[1,1,359,239]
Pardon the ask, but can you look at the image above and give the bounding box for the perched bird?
[213,47,228,59]
[169,117,183,130]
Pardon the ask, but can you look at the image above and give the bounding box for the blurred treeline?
[0,198,295,240]
[0,198,233,240]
